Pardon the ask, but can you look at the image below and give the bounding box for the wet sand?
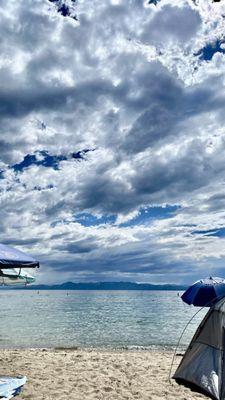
[0,349,208,399]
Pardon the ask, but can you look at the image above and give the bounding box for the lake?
[0,290,207,349]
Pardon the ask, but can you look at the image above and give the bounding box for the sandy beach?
[0,349,208,400]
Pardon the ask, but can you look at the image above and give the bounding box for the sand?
[0,349,209,400]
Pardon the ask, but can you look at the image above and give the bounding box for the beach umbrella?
[0,245,39,399]
[0,243,39,269]
[181,276,225,307]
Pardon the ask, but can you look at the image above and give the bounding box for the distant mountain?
[10,281,187,291]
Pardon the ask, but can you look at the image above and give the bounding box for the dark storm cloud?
[56,238,97,254]
[121,67,225,154]
[41,237,201,285]
[131,142,212,195]
[141,5,201,45]
[206,193,225,212]
[0,77,127,123]
[75,174,135,214]
[2,237,39,247]
[0,87,73,118]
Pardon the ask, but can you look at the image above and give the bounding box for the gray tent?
[174,297,225,399]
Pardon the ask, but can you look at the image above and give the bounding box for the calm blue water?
[0,290,207,349]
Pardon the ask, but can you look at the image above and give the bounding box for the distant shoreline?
[1,281,187,291]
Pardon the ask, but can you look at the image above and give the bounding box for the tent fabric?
[174,297,225,399]
[0,244,39,269]
[175,343,221,399]
[196,310,224,350]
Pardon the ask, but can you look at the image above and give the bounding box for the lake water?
[0,290,207,349]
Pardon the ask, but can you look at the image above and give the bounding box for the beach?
[0,349,208,400]
[0,292,209,399]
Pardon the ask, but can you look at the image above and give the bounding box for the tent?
[173,296,225,400]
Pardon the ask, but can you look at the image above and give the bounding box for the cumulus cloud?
[0,0,225,283]
[141,5,201,45]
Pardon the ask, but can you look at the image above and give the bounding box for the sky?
[0,0,225,284]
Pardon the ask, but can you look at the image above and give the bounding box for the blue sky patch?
[0,150,93,178]
[72,149,92,160]
[56,205,180,229]
[9,149,92,173]
[120,205,180,227]
[74,206,180,228]
[193,227,225,238]
[12,151,66,171]
[48,0,78,21]
[147,0,161,5]
[74,213,117,227]
[195,40,225,61]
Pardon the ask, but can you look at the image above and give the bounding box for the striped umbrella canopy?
[181,277,225,307]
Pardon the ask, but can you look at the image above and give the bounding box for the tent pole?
[168,307,203,382]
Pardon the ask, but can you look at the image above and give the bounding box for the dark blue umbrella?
[181,277,225,307]
[0,243,39,269]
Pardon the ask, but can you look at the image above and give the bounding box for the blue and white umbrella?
[181,277,225,307]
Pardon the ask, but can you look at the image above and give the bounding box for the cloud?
[141,5,201,45]
[0,0,225,283]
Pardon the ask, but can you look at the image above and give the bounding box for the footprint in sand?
[104,386,114,392]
